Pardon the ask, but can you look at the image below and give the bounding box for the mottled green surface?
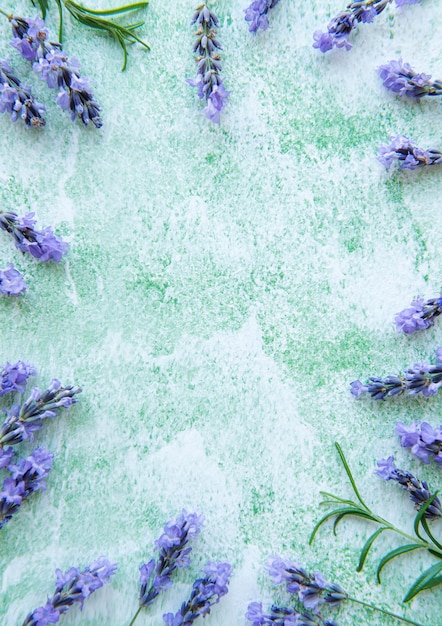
[1,0,442,624]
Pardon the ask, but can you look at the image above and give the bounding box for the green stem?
[127,606,142,626]
[0,8,10,17]
[348,597,427,626]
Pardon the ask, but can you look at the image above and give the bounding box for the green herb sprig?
[310,443,442,603]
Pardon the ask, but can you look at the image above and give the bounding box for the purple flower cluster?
[378,135,442,170]
[0,360,35,396]
[163,561,232,625]
[187,3,229,123]
[376,456,442,520]
[266,556,347,613]
[0,263,26,295]
[0,446,53,529]
[0,378,82,448]
[137,510,204,608]
[22,557,117,625]
[396,421,442,468]
[378,58,442,98]
[0,209,68,262]
[10,15,102,128]
[246,603,338,626]
[0,59,45,127]
[351,347,442,400]
[395,295,442,334]
[244,0,281,33]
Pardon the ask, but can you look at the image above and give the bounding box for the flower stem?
[127,606,142,626]
[0,8,10,18]
[348,596,427,626]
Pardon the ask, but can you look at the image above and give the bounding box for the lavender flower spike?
[163,561,232,625]
[376,456,442,520]
[0,209,68,262]
[378,59,442,98]
[313,0,391,53]
[244,0,281,33]
[246,602,338,625]
[187,3,229,123]
[395,295,442,334]
[0,263,26,295]
[0,446,53,529]
[0,360,35,396]
[0,59,45,127]
[378,135,442,170]
[0,379,82,448]
[22,557,117,625]
[396,421,442,468]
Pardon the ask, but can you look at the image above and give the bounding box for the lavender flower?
[396,421,442,468]
[266,557,347,613]
[0,446,53,529]
[0,59,45,127]
[246,602,339,626]
[376,456,442,520]
[244,0,281,33]
[395,295,442,334]
[351,347,442,400]
[378,135,442,170]
[187,3,229,123]
[163,561,232,625]
[0,379,82,448]
[378,59,442,98]
[0,361,35,396]
[22,557,117,625]
[0,263,26,295]
[0,209,68,262]
[10,15,102,128]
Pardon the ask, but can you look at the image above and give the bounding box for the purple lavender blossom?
[396,421,442,468]
[351,347,442,400]
[10,15,102,128]
[378,135,442,170]
[0,263,26,295]
[22,557,117,625]
[0,210,68,262]
[0,446,53,529]
[376,456,442,520]
[313,0,390,53]
[0,361,35,396]
[136,510,203,611]
[244,0,281,33]
[395,295,442,334]
[187,3,229,123]
[378,59,442,98]
[245,602,339,625]
[0,379,82,448]
[163,561,232,625]
[0,59,45,127]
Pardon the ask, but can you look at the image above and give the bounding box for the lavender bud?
[394,295,442,334]
[378,58,442,98]
[0,361,35,396]
[378,135,442,170]
[244,0,281,33]
[0,209,68,262]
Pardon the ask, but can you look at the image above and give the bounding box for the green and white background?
[1,0,442,623]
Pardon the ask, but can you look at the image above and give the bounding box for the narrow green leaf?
[404,561,442,602]
[376,544,422,583]
[357,527,387,572]
[31,0,50,18]
[70,1,148,16]
[413,492,440,541]
[335,442,369,510]
[332,509,377,535]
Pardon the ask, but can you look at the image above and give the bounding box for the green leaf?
[31,0,51,18]
[404,561,442,602]
[69,1,148,16]
[335,442,369,510]
[357,527,387,572]
[376,544,422,583]
[421,517,442,552]
[412,493,440,542]
[309,507,378,545]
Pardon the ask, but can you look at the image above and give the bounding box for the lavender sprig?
[0,209,69,262]
[0,263,26,295]
[244,0,281,33]
[376,456,442,520]
[187,3,229,123]
[22,557,117,625]
[351,347,442,400]
[0,378,82,448]
[395,295,442,334]
[378,135,442,170]
[163,561,232,625]
[10,15,102,127]
[396,421,442,468]
[129,510,203,626]
[0,59,45,127]
[0,361,35,396]
[378,59,442,98]
[0,446,53,529]
[246,602,338,626]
